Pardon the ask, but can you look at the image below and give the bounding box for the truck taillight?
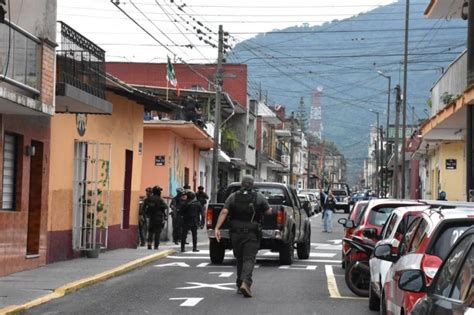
[206,207,213,229]
[276,207,285,230]
[422,254,443,284]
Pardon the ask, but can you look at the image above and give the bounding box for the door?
[122,150,133,229]
[26,141,43,256]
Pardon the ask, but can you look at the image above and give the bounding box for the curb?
[0,249,176,315]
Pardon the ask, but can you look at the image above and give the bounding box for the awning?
[257,102,281,125]
[425,0,464,19]
[144,120,213,149]
[275,129,291,137]
[200,149,231,163]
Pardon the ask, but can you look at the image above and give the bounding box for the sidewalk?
[0,228,209,314]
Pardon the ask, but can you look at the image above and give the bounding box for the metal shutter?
[2,134,16,209]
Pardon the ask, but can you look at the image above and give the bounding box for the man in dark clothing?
[170,188,185,244]
[195,186,209,228]
[322,190,336,233]
[144,186,168,250]
[179,191,201,252]
[138,187,152,246]
[214,175,272,298]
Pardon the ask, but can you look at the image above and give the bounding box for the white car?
[300,192,320,213]
[368,205,429,311]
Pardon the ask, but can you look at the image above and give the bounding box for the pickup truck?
[206,182,312,265]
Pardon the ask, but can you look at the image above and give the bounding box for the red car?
[339,200,368,268]
[376,208,474,315]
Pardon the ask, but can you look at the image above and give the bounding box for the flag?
[166,55,179,96]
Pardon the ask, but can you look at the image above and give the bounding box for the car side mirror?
[398,270,426,293]
[374,244,396,262]
[337,218,347,225]
[363,228,378,239]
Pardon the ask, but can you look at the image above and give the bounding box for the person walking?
[322,190,336,233]
[170,188,185,244]
[179,190,202,252]
[195,186,209,228]
[214,175,272,298]
[144,186,168,250]
[138,187,152,246]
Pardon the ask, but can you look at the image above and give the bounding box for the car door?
[289,188,302,240]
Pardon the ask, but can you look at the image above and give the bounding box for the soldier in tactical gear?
[179,190,202,252]
[214,175,271,298]
[138,187,152,246]
[170,188,185,244]
[144,186,168,250]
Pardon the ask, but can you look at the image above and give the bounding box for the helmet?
[176,187,184,194]
[439,191,447,200]
[152,186,162,195]
[241,175,254,190]
[186,191,196,200]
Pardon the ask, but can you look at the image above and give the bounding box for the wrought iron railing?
[0,21,40,92]
[57,22,106,99]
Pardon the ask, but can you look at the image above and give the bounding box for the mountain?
[229,0,467,185]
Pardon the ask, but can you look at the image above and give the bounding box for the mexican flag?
[166,55,179,96]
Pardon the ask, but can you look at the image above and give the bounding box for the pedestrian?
[438,191,447,201]
[170,188,185,244]
[195,186,209,228]
[214,175,272,298]
[138,187,152,246]
[144,186,168,250]
[179,191,202,252]
[322,190,336,233]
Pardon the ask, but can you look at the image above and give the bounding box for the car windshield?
[367,206,396,226]
[430,223,473,260]
[298,197,307,203]
[332,190,347,196]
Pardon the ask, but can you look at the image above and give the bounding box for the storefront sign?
[446,159,457,170]
[155,155,165,166]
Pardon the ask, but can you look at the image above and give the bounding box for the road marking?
[261,252,336,258]
[279,264,317,271]
[176,282,235,291]
[325,265,342,298]
[169,297,204,307]
[311,243,342,250]
[209,272,233,277]
[154,262,190,268]
[327,239,343,245]
[305,259,342,263]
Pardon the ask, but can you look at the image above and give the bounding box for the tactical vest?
[230,190,259,223]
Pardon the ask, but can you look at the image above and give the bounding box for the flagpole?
[166,78,169,101]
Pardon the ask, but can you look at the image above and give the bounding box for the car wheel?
[209,238,225,264]
[279,233,294,265]
[344,260,370,297]
[297,228,311,259]
[368,281,380,311]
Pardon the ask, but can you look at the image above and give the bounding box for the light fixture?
[25,145,36,157]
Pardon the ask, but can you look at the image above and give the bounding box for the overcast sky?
[57,0,397,63]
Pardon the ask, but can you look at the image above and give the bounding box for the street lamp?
[377,70,391,197]
[369,109,380,196]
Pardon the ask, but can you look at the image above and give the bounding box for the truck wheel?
[297,228,311,259]
[279,234,294,265]
[209,238,225,264]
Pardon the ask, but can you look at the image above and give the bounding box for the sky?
[57,0,397,64]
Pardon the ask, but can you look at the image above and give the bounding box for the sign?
[446,159,457,170]
[155,155,165,166]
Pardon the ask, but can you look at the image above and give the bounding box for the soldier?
[195,186,209,228]
[138,187,152,246]
[214,175,272,298]
[144,186,168,250]
[179,190,202,252]
[170,188,185,244]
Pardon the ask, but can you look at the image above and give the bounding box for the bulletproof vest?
[147,195,165,217]
[230,190,258,223]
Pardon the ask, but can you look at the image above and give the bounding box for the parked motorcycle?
[343,236,375,297]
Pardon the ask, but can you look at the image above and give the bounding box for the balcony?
[56,22,112,114]
[0,21,50,115]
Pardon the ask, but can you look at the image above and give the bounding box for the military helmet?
[186,190,196,200]
[152,186,163,195]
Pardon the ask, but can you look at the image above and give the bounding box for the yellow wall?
[48,91,144,232]
[428,141,465,201]
[141,128,200,199]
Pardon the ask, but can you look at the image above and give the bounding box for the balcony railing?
[430,50,467,115]
[56,22,106,99]
[0,21,40,93]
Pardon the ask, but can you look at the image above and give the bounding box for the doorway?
[26,141,43,256]
[122,150,133,229]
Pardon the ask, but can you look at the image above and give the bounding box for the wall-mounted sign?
[155,155,165,166]
[138,142,143,156]
[446,159,457,170]
[76,113,87,137]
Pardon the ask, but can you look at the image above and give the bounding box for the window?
[408,219,428,253]
[382,213,399,239]
[430,224,472,260]
[2,133,18,210]
[368,206,395,226]
[398,218,422,257]
[433,237,471,299]
[451,247,473,302]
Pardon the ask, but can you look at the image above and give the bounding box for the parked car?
[376,208,474,315]
[299,189,321,213]
[206,182,312,265]
[368,205,428,310]
[409,226,473,315]
[339,200,369,268]
[298,194,315,216]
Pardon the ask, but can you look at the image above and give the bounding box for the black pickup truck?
[206,182,312,265]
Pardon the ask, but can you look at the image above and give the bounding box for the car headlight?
[343,197,349,202]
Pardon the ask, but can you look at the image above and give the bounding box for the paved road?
[26,212,377,315]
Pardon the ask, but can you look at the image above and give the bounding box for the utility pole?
[289,112,296,186]
[393,85,402,198]
[401,0,410,199]
[380,126,384,197]
[210,25,224,203]
[467,0,474,201]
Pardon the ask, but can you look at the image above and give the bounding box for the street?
[25,213,375,315]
